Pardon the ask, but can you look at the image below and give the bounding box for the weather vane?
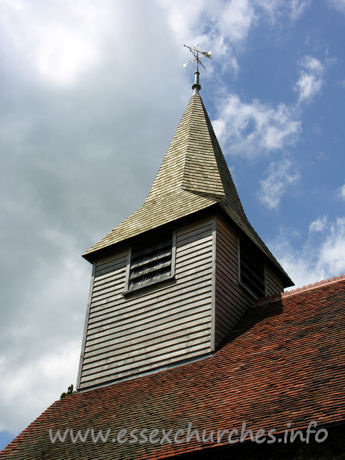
[183,44,212,93]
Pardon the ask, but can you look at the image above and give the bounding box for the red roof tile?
[2,277,345,459]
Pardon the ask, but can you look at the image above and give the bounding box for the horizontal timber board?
[81,341,211,382]
[176,220,213,239]
[79,347,211,389]
[92,271,127,290]
[83,328,211,364]
[90,271,212,309]
[88,293,212,330]
[86,304,212,343]
[82,334,211,373]
[95,251,128,266]
[88,283,212,322]
[93,266,127,283]
[84,315,212,353]
[95,259,127,276]
[176,233,212,251]
[87,297,212,336]
[95,255,127,270]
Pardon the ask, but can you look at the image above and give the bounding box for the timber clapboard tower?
[77,72,293,391]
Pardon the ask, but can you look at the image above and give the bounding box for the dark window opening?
[128,235,173,291]
[239,238,265,298]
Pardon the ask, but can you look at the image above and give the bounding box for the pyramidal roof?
[83,90,292,286]
[146,92,241,206]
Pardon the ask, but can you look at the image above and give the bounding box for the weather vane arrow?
[183,44,212,93]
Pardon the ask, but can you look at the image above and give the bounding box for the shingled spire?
[83,86,291,285]
[146,92,241,204]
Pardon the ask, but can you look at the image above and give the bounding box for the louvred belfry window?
[127,235,173,291]
[239,237,266,298]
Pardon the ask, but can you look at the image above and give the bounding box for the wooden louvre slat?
[129,236,172,290]
[131,249,171,269]
[131,240,171,261]
[240,238,265,297]
[130,260,171,280]
[240,260,265,289]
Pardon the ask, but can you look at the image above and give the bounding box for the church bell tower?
[77,70,293,391]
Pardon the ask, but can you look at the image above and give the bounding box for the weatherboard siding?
[214,217,254,347]
[78,218,215,390]
[265,265,284,296]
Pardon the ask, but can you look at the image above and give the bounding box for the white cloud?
[220,0,256,43]
[309,215,328,232]
[270,217,345,288]
[339,184,345,200]
[289,0,311,20]
[295,56,324,103]
[328,0,345,13]
[245,0,311,22]
[157,0,208,44]
[156,0,309,76]
[211,54,325,171]
[0,0,117,85]
[156,0,255,76]
[213,95,301,157]
[36,26,99,85]
[0,341,80,433]
[259,160,300,209]
[158,0,256,46]
[256,0,310,20]
[318,218,345,275]
[0,231,89,432]
[211,54,326,162]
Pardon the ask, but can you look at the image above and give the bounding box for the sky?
[1,0,345,450]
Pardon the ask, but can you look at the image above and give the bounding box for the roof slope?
[83,93,291,284]
[3,276,345,459]
[83,94,225,258]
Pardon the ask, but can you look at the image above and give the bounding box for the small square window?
[239,237,266,298]
[126,234,174,292]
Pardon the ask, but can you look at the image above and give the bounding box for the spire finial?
[183,44,212,93]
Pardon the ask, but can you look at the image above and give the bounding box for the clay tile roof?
[3,276,345,459]
[82,93,292,286]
